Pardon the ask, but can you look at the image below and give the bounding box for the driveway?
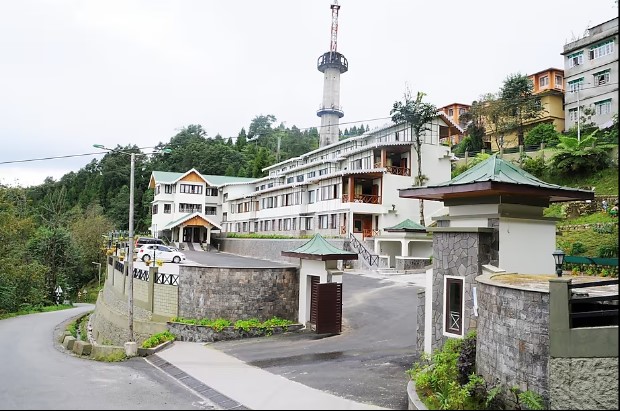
[205,272,422,410]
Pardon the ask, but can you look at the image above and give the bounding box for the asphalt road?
[206,272,421,410]
[0,305,214,410]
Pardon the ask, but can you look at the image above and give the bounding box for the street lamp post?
[93,144,170,348]
[92,261,102,288]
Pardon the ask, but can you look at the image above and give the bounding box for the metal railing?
[345,233,379,267]
[568,279,619,328]
[155,272,179,286]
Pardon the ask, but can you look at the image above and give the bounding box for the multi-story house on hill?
[486,68,567,151]
[562,17,618,132]
[439,103,470,146]
[148,114,461,246]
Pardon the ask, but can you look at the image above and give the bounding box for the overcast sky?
[1,0,617,187]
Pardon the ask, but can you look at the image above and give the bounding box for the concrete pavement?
[144,270,426,410]
[150,341,387,410]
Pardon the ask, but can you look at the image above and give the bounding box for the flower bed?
[167,317,304,343]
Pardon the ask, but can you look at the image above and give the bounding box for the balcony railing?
[363,228,380,239]
[374,162,411,176]
[342,194,382,204]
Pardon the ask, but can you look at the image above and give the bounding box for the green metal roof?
[384,219,426,231]
[434,154,563,189]
[398,154,594,203]
[151,170,256,186]
[281,234,358,261]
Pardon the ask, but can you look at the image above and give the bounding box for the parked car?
[137,244,186,263]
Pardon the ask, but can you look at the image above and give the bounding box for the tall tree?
[390,89,438,226]
[500,73,545,146]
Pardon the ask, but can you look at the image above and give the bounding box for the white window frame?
[589,40,614,60]
[594,99,612,116]
[568,78,584,93]
[443,275,465,338]
[568,52,583,68]
[568,108,579,122]
[539,75,549,88]
[593,70,610,86]
[554,74,563,89]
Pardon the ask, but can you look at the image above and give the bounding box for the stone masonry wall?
[416,288,425,354]
[430,231,493,351]
[476,281,550,402]
[549,357,619,410]
[178,265,299,322]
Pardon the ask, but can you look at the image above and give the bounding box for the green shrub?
[598,244,618,258]
[524,123,560,147]
[570,242,587,255]
[520,156,547,179]
[141,330,176,349]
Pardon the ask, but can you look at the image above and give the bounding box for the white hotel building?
[148,115,461,247]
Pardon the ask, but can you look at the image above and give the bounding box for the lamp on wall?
[552,249,566,277]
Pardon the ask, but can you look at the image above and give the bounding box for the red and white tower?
[317,0,348,147]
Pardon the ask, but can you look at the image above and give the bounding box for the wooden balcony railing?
[342,194,382,204]
[362,229,380,239]
[374,162,411,176]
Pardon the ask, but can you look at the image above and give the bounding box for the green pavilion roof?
[281,234,358,261]
[399,154,594,203]
[384,219,426,232]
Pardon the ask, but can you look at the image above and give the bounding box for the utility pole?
[128,152,135,343]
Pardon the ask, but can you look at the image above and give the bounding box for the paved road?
[205,272,421,410]
[0,305,214,410]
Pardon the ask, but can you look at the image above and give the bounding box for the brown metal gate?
[310,277,343,334]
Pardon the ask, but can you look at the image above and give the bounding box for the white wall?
[498,218,557,274]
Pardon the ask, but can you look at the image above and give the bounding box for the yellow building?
[439,102,470,146]
[485,68,565,151]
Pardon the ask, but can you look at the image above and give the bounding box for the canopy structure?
[282,233,358,261]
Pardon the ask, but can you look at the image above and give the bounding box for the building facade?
[439,102,470,146]
[149,115,460,246]
[562,17,618,132]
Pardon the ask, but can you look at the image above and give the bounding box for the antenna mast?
[330,1,340,52]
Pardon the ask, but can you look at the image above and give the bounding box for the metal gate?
[310,279,342,335]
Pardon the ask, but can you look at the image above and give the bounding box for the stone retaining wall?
[178,265,299,322]
[476,277,550,402]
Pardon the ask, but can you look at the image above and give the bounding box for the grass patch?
[171,316,294,334]
[546,167,618,195]
[93,350,127,362]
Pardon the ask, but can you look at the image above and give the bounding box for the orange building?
[438,103,470,146]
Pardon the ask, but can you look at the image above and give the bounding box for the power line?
[0,146,160,166]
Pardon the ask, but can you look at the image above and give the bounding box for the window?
[539,75,549,88]
[296,175,304,182]
[287,177,294,184]
[447,108,454,116]
[319,215,329,229]
[353,219,362,233]
[595,99,612,116]
[163,204,171,214]
[307,171,316,179]
[555,75,563,89]
[205,187,218,196]
[458,108,467,116]
[156,185,161,195]
[164,184,175,194]
[567,52,583,68]
[205,206,217,215]
[308,190,316,204]
[223,212,228,222]
[284,218,291,230]
[444,277,464,336]
[568,108,578,122]
[589,40,614,60]
[568,78,584,93]
[593,70,610,86]
[304,217,313,230]
[179,203,202,213]
[318,168,328,176]
[329,214,337,229]
[179,184,203,194]
[152,204,158,214]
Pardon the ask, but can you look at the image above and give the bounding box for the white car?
[137,244,186,263]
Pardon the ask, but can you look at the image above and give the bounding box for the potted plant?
[145,259,152,266]
[155,259,164,267]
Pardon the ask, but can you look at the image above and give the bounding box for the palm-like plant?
[391,89,437,226]
[551,131,610,176]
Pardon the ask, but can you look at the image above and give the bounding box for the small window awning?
[282,233,358,261]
